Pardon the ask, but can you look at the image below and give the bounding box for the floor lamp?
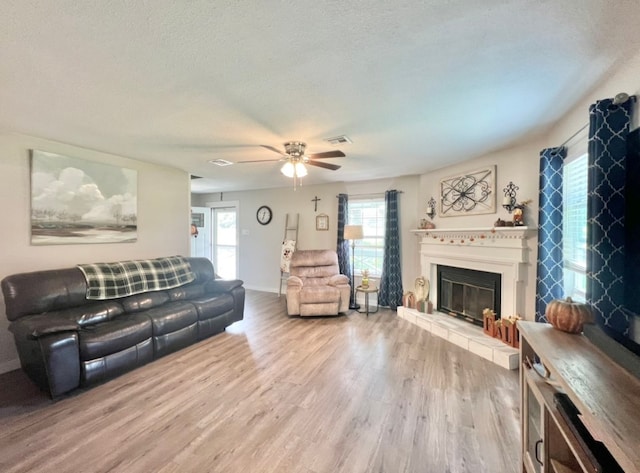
[344,224,363,310]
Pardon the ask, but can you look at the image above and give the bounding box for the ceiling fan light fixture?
[295,162,308,177]
[281,161,295,177]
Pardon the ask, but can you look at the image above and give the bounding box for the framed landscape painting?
[439,166,496,217]
[30,150,138,245]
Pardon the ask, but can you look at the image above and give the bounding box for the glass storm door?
[212,206,237,279]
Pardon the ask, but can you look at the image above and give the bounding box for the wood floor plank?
[0,290,520,473]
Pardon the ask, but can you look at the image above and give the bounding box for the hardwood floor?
[0,290,521,473]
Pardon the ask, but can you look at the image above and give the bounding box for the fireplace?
[437,265,501,326]
[414,227,535,318]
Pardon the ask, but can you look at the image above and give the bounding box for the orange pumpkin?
[545,297,593,334]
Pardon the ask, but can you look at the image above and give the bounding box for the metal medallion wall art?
[439,166,496,217]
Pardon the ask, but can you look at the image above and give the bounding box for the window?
[348,198,385,277]
[563,153,588,301]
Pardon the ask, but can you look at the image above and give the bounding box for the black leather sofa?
[1,257,244,397]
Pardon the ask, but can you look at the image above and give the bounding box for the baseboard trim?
[0,358,20,375]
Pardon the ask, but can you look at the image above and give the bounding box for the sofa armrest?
[205,279,244,294]
[9,323,81,398]
[9,313,80,340]
[287,276,303,287]
[328,274,350,286]
[204,278,245,325]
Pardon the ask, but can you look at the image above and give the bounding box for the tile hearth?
[397,306,519,370]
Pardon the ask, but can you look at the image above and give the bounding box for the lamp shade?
[344,224,363,240]
[281,161,308,179]
[295,162,308,177]
[280,161,295,177]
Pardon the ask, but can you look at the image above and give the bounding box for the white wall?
[192,175,421,295]
[0,133,191,373]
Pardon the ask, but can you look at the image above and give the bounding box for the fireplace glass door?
[437,265,501,325]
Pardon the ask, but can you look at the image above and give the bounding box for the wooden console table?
[518,321,640,473]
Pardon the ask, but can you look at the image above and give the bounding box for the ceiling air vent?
[324,135,352,145]
[208,159,233,167]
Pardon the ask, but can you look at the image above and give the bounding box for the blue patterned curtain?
[378,190,403,309]
[586,97,634,336]
[535,147,566,322]
[336,193,353,305]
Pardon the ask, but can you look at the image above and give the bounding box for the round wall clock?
[256,205,272,225]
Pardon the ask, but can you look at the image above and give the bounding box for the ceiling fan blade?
[307,150,345,159]
[235,158,283,164]
[307,160,341,171]
[260,145,286,156]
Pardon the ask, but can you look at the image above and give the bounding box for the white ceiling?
[2,1,639,193]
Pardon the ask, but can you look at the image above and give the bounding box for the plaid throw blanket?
[78,256,196,300]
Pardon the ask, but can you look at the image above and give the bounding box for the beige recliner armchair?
[286,249,350,316]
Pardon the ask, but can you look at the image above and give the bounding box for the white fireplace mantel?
[411,226,535,243]
[412,226,537,317]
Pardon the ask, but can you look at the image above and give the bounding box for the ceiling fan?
[235,141,345,172]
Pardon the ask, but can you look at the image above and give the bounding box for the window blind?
[563,153,588,301]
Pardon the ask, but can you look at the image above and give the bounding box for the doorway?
[211,204,238,279]
[191,202,239,279]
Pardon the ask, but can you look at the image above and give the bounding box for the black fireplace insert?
[437,265,501,326]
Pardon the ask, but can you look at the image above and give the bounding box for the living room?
[2,2,640,472]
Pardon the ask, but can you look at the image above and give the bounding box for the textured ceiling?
[2,1,639,193]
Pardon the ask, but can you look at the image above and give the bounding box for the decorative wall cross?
[311,196,321,212]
